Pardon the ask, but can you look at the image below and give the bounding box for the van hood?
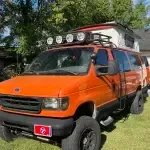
[0,75,89,97]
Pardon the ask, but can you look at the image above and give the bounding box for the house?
[0,46,20,69]
[133,28,150,63]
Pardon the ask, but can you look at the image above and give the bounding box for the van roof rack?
[47,31,116,48]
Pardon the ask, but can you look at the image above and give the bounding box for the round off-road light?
[56,36,63,44]
[47,37,53,45]
[77,32,86,41]
[66,34,74,43]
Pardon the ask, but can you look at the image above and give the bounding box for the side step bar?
[100,116,114,126]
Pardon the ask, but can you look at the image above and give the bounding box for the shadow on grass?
[100,95,150,149]
[101,106,130,131]
[22,135,61,149]
[100,134,107,149]
[99,107,131,149]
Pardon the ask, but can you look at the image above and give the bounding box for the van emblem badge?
[15,88,20,92]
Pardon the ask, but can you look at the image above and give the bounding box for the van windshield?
[24,47,93,75]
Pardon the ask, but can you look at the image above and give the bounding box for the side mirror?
[91,53,96,59]
[95,60,119,76]
[91,53,96,64]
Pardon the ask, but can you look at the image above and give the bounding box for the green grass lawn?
[0,98,150,150]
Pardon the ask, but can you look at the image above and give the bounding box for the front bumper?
[0,111,74,137]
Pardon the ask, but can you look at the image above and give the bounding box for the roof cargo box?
[74,21,141,52]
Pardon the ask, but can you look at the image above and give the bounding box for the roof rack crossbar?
[89,32,114,47]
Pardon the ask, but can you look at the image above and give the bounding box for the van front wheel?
[61,116,101,150]
[130,91,144,115]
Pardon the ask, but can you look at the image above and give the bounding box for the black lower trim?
[96,100,120,120]
[128,92,136,99]
[96,92,137,120]
[0,111,74,137]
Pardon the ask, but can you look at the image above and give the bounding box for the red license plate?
[34,124,52,137]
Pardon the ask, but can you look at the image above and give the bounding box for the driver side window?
[96,49,108,66]
[96,49,108,73]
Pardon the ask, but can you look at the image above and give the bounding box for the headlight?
[43,97,69,110]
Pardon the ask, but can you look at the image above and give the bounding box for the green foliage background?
[0,0,149,58]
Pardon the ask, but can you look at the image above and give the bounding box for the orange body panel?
[146,67,150,85]
[0,45,145,118]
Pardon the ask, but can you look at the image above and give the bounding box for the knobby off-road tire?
[61,116,101,150]
[130,91,144,115]
[0,125,18,142]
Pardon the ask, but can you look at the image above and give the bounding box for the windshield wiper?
[38,69,78,75]
[23,69,78,75]
[22,70,39,75]
[54,69,78,75]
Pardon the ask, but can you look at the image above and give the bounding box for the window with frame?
[124,34,135,48]
[95,49,108,66]
[112,49,131,72]
[95,49,108,73]
[127,53,142,70]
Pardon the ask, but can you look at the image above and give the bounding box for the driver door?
[93,49,114,107]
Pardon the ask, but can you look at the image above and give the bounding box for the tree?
[0,0,5,35]
[111,0,150,28]
[47,0,113,33]
[47,0,150,32]
[0,0,51,57]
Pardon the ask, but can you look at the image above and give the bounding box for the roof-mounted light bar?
[47,37,53,45]
[66,34,74,43]
[46,31,112,47]
[77,32,86,41]
[56,36,63,44]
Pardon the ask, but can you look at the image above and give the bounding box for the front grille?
[0,95,42,114]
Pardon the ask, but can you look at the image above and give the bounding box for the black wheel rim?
[80,128,96,150]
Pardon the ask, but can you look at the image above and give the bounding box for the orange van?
[0,23,148,150]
